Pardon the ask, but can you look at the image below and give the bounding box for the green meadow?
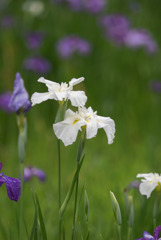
[0,0,161,239]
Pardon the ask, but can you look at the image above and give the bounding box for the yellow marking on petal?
[73,119,79,125]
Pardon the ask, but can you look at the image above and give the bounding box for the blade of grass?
[35,193,48,240]
[59,155,85,218]
[29,196,38,240]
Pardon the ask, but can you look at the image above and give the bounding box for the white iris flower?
[137,173,161,198]
[53,106,115,146]
[31,77,87,107]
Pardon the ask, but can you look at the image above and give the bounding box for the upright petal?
[9,73,31,112]
[68,91,87,107]
[97,116,115,144]
[0,163,3,171]
[54,91,68,101]
[31,92,54,106]
[139,181,157,198]
[153,226,161,239]
[38,77,60,91]
[3,175,21,201]
[69,77,85,87]
[137,173,154,179]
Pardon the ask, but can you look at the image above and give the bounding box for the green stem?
[19,161,24,240]
[71,176,79,240]
[57,139,62,240]
[117,225,121,240]
[71,129,86,240]
[127,227,132,240]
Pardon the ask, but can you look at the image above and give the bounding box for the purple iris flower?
[56,35,91,59]
[126,180,140,191]
[0,163,21,201]
[23,56,51,74]
[100,14,131,44]
[0,92,12,113]
[149,80,161,93]
[66,0,82,11]
[9,73,31,113]
[24,166,46,182]
[84,0,106,14]
[25,31,44,50]
[136,226,161,240]
[124,29,158,53]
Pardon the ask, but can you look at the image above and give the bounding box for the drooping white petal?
[53,120,82,146]
[139,181,158,198]
[38,77,60,91]
[97,116,115,144]
[31,92,53,106]
[86,117,98,139]
[69,77,84,87]
[68,91,87,107]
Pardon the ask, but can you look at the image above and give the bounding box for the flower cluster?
[24,166,46,182]
[23,56,51,75]
[56,35,91,59]
[52,0,106,14]
[31,76,115,146]
[100,14,158,54]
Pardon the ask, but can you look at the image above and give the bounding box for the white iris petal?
[53,106,115,146]
[68,91,87,107]
[31,77,87,107]
[137,173,161,198]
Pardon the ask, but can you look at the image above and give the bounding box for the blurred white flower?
[137,173,161,198]
[22,1,44,16]
[31,77,87,107]
[53,106,115,146]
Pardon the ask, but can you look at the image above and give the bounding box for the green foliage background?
[0,0,161,239]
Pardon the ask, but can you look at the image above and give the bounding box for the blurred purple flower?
[124,29,158,53]
[149,80,161,93]
[0,92,12,113]
[52,0,106,13]
[66,0,82,11]
[25,31,44,50]
[1,15,15,28]
[84,0,106,14]
[9,73,31,113]
[24,166,46,182]
[0,163,21,201]
[100,14,131,44]
[136,226,161,240]
[23,56,51,74]
[126,180,140,191]
[56,35,91,59]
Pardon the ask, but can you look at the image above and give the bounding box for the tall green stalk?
[55,101,67,240]
[17,112,27,240]
[57,139,62,240]
[71,128,86,240]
